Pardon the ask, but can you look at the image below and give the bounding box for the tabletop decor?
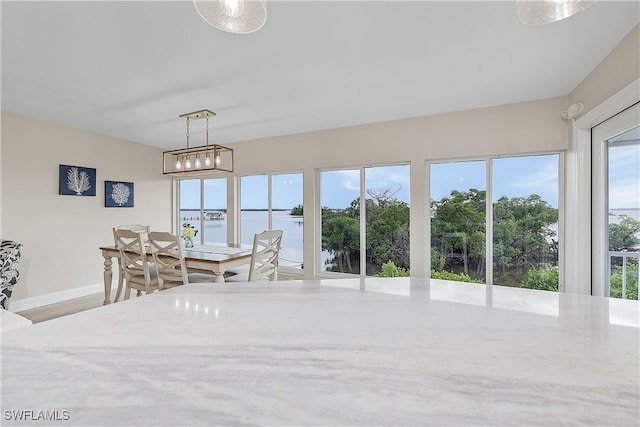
[181,223,198,248]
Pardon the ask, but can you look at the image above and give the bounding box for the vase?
[184,237,193,248]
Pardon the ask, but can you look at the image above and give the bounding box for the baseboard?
[9,283,116,313]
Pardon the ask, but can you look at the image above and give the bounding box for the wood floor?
[16,292,106,324]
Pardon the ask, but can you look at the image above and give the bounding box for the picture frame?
[105,181,134,208]
[59,164,96,196]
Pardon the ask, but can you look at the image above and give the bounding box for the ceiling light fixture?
[517,0,596,25]
[163,109,233,176]
[193,0,267,34]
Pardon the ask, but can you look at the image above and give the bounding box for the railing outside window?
[608,251,640,300]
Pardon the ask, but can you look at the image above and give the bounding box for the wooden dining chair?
[147,231,215,289]
[113,228,159,299]
[112,224,150,302]
[227,229,283,282]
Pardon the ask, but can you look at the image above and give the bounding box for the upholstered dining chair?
[227,229,283,282]
[1,240,23,310]
[113,228,159,299]
[147,231,215,289]
[112,224,150,302]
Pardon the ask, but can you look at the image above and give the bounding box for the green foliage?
[431,247,446,272]
[322,189,410,274]
[608,215,640,251]
[521,265,558,292]
[375,261,410,277]
[430,270,484,284]
[290,204,303,216]
[609,263,639,300]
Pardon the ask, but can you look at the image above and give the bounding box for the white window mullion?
[486,159,493,286]
[268,174,273,230]
[360,168,366,277]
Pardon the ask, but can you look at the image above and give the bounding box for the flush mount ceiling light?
[163,109,233,177]
[193,0,267,34]
[517,0,597,25]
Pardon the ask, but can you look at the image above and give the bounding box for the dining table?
[99,242,252,305]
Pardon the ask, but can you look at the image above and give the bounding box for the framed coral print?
[105,181,134,208]
[59,164,96,196]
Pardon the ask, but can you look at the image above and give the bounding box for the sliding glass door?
[592,104,639,299]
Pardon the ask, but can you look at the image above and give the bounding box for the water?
[179,210,304,268]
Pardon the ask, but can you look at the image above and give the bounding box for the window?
[429,154,560,290]
[179,178,227,244]
[320,164,410,276]
[592,104,639,300]
[179,179,202,240]
[240,175,268,245]
[492,155,559,290]
[240,173,304,270]
[203,178,227,244]
[430,161,486,283]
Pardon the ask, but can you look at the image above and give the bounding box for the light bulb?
[214,149,221,166]
[204,153,212,167]
[185,156,192,169]
[195,155,201,168]
[222,0,244,17]
[175,157,182,170]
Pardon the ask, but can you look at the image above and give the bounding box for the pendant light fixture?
[193,0,267,34]
[517,0,597,25]
[163,109,233,176]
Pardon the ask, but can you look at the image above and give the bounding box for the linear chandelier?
[163,109,233,177]
[193,0,267,34]
[517,0,596,25]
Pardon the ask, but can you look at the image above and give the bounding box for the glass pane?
[430,161,486,283]
[272,173,304,269]
[365,164,410,276]
[608,127,639,300]
[179,179,202,240]
[240,175,268,245]
[320,170,360,274]
[492,155,559,290]
[203,178,227,244]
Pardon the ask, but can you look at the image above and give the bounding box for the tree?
[609,215,640,251]
[492,194,558,284]
[431,189,486,278]
[431,190,558,286]
[290,204,303,216]
[321,187,410,275]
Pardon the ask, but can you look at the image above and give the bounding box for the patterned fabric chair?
[1,240,23,310]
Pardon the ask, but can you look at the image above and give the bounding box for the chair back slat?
[113,228,157,297]
[148,231,189,289]
[248,229,283,281]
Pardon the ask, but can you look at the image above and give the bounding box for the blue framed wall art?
[105,181,134,208]
[59,164,96,196]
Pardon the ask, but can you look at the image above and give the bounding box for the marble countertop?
[2,278,638,426]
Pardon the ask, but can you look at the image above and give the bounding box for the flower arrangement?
[181,223,198,248]
[181,223,198,239]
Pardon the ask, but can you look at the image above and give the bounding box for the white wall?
[1,112,172,308]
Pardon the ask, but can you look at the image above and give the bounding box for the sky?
[180,148,638,212]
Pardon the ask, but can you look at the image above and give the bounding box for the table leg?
[214,271,226,283]
[113,258,124,303]
[103,255,113,305]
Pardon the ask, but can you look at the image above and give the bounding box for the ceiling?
[1,1,638,150]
